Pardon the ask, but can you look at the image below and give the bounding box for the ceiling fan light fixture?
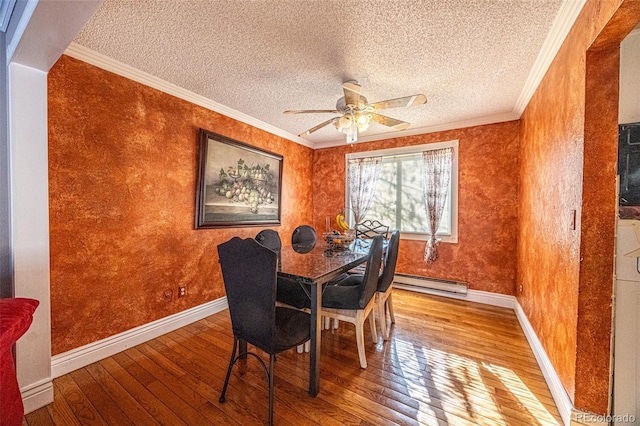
[285,81,426,144]
[355,112,371,132]
[333,112,370,143]
[335,114,353,132]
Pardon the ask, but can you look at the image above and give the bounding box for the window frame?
[345,140,459,243]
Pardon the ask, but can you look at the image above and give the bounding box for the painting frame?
[195,129,283,229]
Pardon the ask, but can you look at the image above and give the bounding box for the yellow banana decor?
[336,211,350,231]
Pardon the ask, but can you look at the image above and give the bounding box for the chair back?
[255,229,282,252]
[291,225,317,246]
[378,230,400,292]
[358,235,384,308]
[355,220,389,240]
[217,237,278,353]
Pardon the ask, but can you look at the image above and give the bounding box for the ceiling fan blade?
[284,109,340,114]
[299,117,338,137]
[369,94,427,111]
[370,113,411,130]
[343,81,361,106]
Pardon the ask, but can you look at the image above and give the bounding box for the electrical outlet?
[163,289,173,302]
[178,286,186,298]
[519,284,524,294]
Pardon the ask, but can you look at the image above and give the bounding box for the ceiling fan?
[284,80,427,144]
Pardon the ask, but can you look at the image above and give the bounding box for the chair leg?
[219,336,238,403]
[355,312,367,368]
[268,354,275,426]
[378,293,389,340]
[368,308,377,342]
[387,292,395,323]
[296,344,303,353]
[304,340,310,353]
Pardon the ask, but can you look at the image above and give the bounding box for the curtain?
[422,147,452,262]
[348,157,382,224]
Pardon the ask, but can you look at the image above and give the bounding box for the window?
[346,141,458,242]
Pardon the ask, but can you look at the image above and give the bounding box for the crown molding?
[311,112,519,149]
[513,0,587,116]
[63,43,314,149]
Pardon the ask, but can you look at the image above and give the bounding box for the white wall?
[5,0,102,413]
[9,61,52,412]
[620,28,640,124]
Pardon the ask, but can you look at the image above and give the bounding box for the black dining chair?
[377,230,400,340]
[347,219,389,275]
[355,219,390,241]
[291,225,317,246]
[255,230,310,311]
[320,235,384,368]
[255,229,282,252]
[217,237,310,425]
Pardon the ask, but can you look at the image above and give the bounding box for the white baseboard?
[51,297,228,379]
[514,301,573,425]
[394,283,516,309]
[21,378,53,414]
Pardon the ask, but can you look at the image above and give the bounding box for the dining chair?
[320,235,384,368]
[291,225,317,246]
[255,229,282,252]
[345,219,389,276]
[376,230,400,340]
[355,219,390,241]
[254,229,310,310]
[217,237,310,425]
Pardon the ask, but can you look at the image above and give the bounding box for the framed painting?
[195,129,283,229]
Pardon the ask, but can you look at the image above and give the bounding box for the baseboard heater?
[393,273,468,294]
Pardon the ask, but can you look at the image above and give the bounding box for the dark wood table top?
[277,244,368,285]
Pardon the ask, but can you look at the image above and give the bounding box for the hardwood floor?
[25,289,562,425]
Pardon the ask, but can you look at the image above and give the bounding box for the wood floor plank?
[53,374,106,425]
[45,379,81,426]
[136,342,187,378]
[176,325,351,426]
[145,335,269,425]
[26,290,562,425]
[69,368,133,426]
[99,357,186,425]
[84,361,159,426]
[125,346,241,425]
[24,405,55,425]
[162,328,315,426]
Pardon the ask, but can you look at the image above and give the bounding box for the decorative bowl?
[322,232,355,250]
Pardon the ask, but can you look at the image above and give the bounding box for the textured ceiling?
[72,0,567,148]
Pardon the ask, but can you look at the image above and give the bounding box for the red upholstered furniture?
[0,298,39,426]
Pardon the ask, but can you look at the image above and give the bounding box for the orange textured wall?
[313,121,520,295]
[48,55,314,355]
[518,0,639,414]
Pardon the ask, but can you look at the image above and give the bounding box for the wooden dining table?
[277,243,368,397]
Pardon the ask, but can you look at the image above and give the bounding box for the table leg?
[308,281,321,396]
